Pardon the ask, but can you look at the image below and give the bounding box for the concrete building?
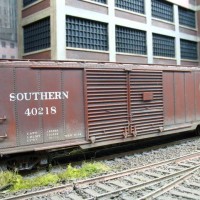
[18,0,200,65]
[0,0,18,59]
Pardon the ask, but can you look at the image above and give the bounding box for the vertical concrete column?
[174,5,181,65]
[18,0,23,59]
[108,0,116,62]
[196,2,200,65]
[146,0,153,64]
[51,0,66,60]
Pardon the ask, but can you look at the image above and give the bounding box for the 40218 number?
[25,107,57,116]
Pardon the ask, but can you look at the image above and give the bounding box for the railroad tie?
[67,193,84,200]
[83,188,101,197]
[96,183,114,192]
[170,190,199,200]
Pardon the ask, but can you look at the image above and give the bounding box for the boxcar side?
[0,61,199,170]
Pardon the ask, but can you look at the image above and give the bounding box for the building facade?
[18,0,200,65]
[0,0,18,59]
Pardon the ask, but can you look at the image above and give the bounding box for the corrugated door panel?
[195,72,200,120]
[86,70,129,142]
[130,71,164,135]
[163,72,175,125]
[185,72,195,122]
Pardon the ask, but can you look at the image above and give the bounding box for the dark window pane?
[91,0,106,3]
[153,34,175,58]
[116,26,146,55]
[23,17,51,53]
[115,0,145,14]
[179,7,196,28]
[66,16,108,51]
[23,0,38,7]
[180,39,197,60]
[152,0,173,22]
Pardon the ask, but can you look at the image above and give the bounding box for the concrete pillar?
[108,0,116,62]
[174,5,181,65]
[146,0,153,64]
[51,0,66,60]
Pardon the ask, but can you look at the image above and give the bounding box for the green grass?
[0,162,110,192]
[58,162,110,180]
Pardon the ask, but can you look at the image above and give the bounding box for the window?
[11,56,15,59]
[1,41,6,47]
[180,39,197,60]
[153,34,175,57]
[179,7,196,28]
[116,26,146,55]
[23,17,50,53]
[23,0,38,7]
[10,43,15,48]
[66,16,108,51]
[152,0,173,22]
[91,0,106,3]
[115,0,145,14]
[2,55,6,59]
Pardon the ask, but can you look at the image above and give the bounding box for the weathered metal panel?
[40,70,64,142]
[185,72,195,122]
[62,70,85,139]
[0,68,16,148]
[163,72,175,125]
[86,69,129,142]
[195,72,200,120]
[0,66,86,149]
[15,68,43,146]
[174,72,186,124]
[130,71,164,136]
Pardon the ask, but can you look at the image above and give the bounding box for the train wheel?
[195,125,200,135]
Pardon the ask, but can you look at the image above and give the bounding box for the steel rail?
[75,150,200,187]
[2,151,200,200]
[138,165,200,200]
[88,164,200,200]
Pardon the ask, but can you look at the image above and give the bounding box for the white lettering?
[16,93,24,101]
[10,93,16,101]
[25,106,57,117]
[62,91,69,99]
[48,92,55,100]
[40,92,48,100]
[9,91,69,102]
[32,92,40,101]
[24,93,31,101]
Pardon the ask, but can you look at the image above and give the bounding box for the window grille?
[1,41,6,47]
[179,7,196,28]
[91,0,106,4]
[180,39,197,60]
[23,17,50,53]
[116,26,146,55]
[66,16,108,51]
[153,34,175,57]
[23,0,38,7]
[152,0,173,22]
[115,0,145,14]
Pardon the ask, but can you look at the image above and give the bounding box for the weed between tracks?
[0,162,110,192]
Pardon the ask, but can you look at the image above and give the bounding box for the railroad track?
[3,150,200,200]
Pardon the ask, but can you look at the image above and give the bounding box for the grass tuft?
[59,162,110,180]
[0,162,110,192]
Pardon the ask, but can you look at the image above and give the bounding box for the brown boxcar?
[0,60,199,169]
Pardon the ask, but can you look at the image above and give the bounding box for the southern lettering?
[10,91,69,101]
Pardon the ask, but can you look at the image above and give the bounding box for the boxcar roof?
[0,59,199,71]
